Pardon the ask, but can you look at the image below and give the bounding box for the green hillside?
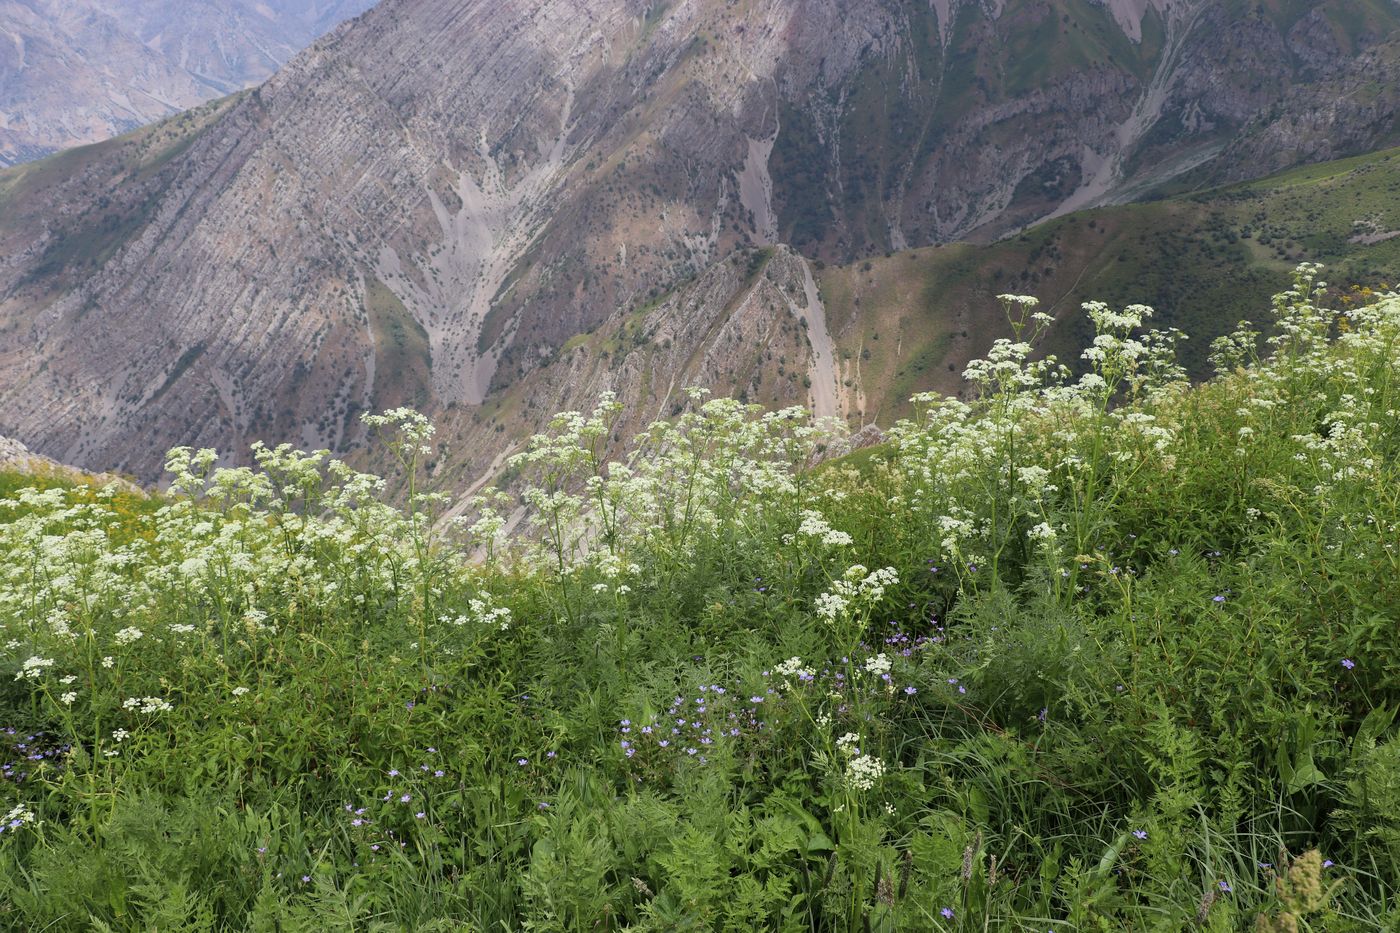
[0,96,237,304]
[821,146,1400,423]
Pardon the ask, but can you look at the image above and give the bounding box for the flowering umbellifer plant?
[0,269,1394,930]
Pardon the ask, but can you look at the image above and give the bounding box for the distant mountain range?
[0,0,375,165]
[0,0,1397,490]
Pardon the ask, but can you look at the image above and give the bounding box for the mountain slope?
[814,146,1400,425]
[0,0,376,166]
[424,144,1400,504]
[0,0,1397,483]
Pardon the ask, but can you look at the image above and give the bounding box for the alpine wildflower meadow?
[0,266,1398,930]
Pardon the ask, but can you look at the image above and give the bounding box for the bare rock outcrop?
[0,0,1395,489]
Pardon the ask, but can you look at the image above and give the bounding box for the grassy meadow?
[0,267,1398,930]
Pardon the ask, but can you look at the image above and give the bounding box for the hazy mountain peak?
[0,0,376,166]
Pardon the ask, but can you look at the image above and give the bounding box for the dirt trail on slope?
[797,257,841,421]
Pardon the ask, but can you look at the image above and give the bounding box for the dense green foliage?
[1,269,1398,930]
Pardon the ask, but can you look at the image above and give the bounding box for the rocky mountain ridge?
[0,0,375,166]
[0,0,1397,487]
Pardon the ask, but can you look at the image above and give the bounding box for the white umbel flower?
[863,654,891,676]
[845,755,885,791]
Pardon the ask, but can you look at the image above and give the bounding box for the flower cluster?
[0,804,35,832]
[1,728,70,783]
[14,657,53,681]
[815,565,899,624]
[844,754,885,791]
[862,653,891,677]
[774,656,815,682]
[791,510,854,548]
[616,681,774,772]
[122,696,173,714]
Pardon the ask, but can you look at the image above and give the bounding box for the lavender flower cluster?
[1,727,69,784]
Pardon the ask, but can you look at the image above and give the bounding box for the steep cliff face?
[765,0,1400,247]
[0,0,375,166]
[0,0,1397,484]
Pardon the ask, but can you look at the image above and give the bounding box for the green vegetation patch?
[0,277,1398,929]
[365,276,433,410]
[820,146,1400,420]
